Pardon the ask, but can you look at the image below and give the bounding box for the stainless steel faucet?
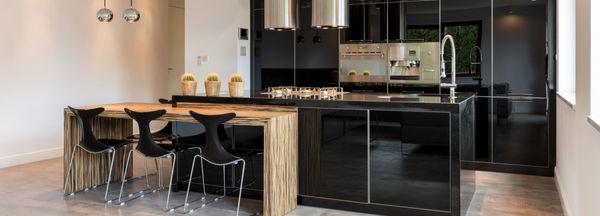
[440,34,457,99]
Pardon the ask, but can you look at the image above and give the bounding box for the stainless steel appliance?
[388,42,440,85]
[339,42,440,86]
[339,43,388,83]
[264,86,347,100]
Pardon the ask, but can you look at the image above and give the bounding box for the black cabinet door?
[492,98,549,167]
[299,108,369,203]
[365,3,387,42]
[370,111,451,211]
[344,4,366,42]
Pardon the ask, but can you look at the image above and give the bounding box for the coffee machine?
[388,42,440,85]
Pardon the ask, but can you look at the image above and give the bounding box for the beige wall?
[556,0,600,215]
[0,0,169,167]
[185,0,251,93]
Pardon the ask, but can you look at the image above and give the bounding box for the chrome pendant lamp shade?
[312,0,349,29]
[264,0,298,31]
[96,0,113,22]
[123,0,141,23]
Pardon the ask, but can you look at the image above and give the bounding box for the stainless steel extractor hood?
[311,0,349,29]
[264,0,298,30]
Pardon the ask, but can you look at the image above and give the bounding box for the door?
[167,4,185,95]
[491,0,549,167]
[370,110,451,211]
[298,108,369,203]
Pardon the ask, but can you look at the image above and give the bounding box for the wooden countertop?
[71,102,298,126]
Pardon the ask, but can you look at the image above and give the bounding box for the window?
[557,0,577,106]
[442,21,483,77]
[406,25,439,42]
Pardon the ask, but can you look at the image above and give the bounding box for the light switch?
[240,46,247,57]
[197,56,209,66]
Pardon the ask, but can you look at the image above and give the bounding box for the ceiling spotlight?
[123,0,140,23]
[96,0,113,22]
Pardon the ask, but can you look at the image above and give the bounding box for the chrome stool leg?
[165,153,177,211]
[200,158,206,196]
[236,160,246,216]
[184,155,201,212]
[221,165,227,199]
[118,149,134,205]
[63,145,79,195]
[144,158,150,188]
[104,148,116,201]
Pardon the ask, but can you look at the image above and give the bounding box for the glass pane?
[370,111,451,211]
[299,108,369,203]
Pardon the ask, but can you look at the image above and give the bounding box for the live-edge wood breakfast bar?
[63,102,298,216]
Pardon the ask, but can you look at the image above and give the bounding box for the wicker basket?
[204,81,221,96]
[228,82,244,97]
[180,81,197,96]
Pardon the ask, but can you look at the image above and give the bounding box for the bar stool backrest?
[189,111,238,164]
[124,108,171,157]
[68,106,110,152]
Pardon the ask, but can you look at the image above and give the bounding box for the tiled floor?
[0,158,563,216]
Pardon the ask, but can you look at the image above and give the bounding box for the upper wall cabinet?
[342,0,440,43]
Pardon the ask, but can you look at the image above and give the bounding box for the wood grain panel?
[63,111,133,194]
[263,113,298,216]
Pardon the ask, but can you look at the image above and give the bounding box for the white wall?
[0,0,169,168]
[185,0,251,93]
[555,0,600,215]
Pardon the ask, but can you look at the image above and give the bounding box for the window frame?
[441,21,484,77]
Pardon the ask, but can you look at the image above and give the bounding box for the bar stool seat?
[182,111,246,216]
[127,99,177,143]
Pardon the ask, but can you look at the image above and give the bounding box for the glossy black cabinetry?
[444,0,555,176]
[173,93,476,216]
[299,108,369,203]
[370,111,451,211]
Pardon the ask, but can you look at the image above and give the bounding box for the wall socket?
[197,56,209,66]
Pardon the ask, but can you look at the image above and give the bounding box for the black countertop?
[172,92,476,112]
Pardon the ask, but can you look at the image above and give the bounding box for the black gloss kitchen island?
[172,92,476,216]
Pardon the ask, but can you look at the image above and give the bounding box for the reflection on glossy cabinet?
[370,111,451,211]
[298,108,369,203]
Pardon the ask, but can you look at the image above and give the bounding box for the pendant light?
[264,0,298,31]
[312,0,349,29]
[123,0,141,23]
[96,0,113,23]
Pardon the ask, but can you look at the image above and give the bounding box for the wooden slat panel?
[63,111,133,194]
[264,113,298,216]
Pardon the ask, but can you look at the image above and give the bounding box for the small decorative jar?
[228,73,244,97]
[180,73,198,96]
[204,73,221,97]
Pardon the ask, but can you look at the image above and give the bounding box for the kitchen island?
[63,103,298,216]
[172,92,476,216]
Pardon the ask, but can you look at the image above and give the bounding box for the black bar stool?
[127,99,176,142]
[64,106,134,201]
[183,111,246,216]
[118,108,201,210]
[126,99,177,188]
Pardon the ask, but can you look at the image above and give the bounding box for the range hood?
[264,0,298,30]
[311,0,349,29]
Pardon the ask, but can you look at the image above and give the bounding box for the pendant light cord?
[130,0,133,7]
[103,0,106,7]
